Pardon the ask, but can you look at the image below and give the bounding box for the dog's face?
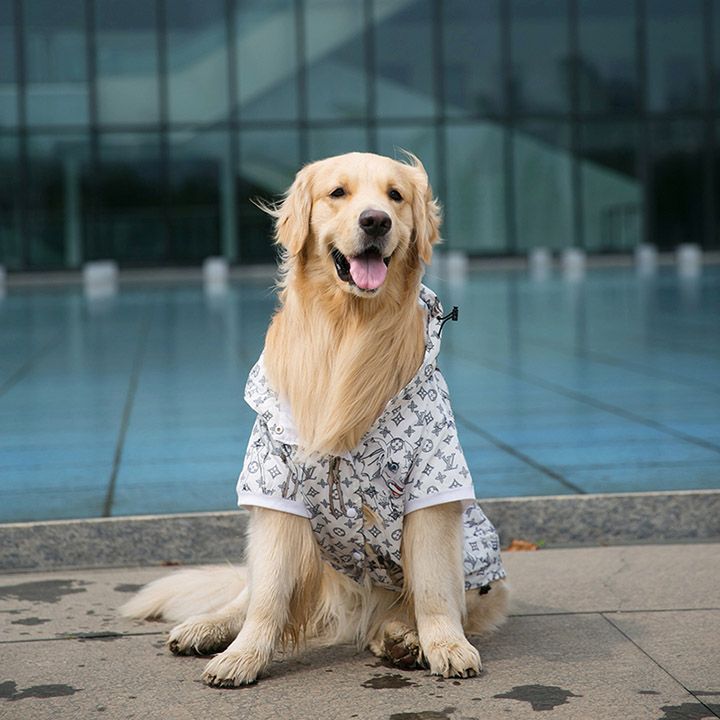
[273,152,440,297]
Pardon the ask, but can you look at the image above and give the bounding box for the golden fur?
[122,153,508,687]
[264,152,439,454]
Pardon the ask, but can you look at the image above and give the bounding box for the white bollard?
[83,260,118,299]
[561,248,586,281]
[203,256,229,294]
[528,248,552,279]
[634,243,658,275]
[83,260,118,287]
[676,243,702,278]
[203,256,229,283]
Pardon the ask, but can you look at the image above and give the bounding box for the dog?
[121,152,508,687]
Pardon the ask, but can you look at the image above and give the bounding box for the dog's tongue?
[348,253,387,291]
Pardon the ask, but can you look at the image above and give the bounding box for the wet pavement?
[1,543,719,720]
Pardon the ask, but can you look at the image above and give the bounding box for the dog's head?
[271,152,440,297]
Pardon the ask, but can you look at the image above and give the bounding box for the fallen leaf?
[506,539,539,552]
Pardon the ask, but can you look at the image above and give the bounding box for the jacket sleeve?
[235,416,311,518]
[403,367,476,514]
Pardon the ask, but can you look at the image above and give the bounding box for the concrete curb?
[486,489,720,547]
[1,490,718,572]
[0,511,249,572]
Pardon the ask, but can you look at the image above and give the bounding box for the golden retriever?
[122,152,508,687]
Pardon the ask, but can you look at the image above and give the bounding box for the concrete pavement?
[1,543,719,719]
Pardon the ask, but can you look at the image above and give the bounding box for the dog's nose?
[358,209,392,238]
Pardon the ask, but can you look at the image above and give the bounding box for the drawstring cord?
[439,306,459,335]
[328,456,346,516]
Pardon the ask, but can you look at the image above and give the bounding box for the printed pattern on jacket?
[236,285,506,591]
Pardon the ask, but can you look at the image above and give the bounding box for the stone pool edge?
[1,489,718,572]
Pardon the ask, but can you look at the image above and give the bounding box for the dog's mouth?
[331,247,392,292]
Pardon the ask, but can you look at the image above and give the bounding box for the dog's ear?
[274,164,314,256]
[406,154,441,265]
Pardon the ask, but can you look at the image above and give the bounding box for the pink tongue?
[348,254,388,290]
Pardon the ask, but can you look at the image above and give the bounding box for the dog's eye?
[388,188,403,202]
[330,187,346,198]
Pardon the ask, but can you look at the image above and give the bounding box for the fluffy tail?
[120,565,247,623]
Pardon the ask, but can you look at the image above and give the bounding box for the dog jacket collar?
[236,284,506,591]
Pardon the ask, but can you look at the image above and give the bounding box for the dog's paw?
[201,647,269,688]
[381,624,424,670]
[167,617,234,657]
[422,636,482,679]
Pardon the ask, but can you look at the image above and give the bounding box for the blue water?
[1,265,719,522]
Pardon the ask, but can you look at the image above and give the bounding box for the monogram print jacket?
[236,285,506,591]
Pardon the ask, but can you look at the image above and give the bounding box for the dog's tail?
[119,565,247,623]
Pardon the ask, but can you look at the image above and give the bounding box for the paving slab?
[505,543,720,615]
[1,545,719,720]
[2,544,718,643]
[0,567,165,642]
[477,614,711,720]
[607,610,720,694]
[0,616,709,720]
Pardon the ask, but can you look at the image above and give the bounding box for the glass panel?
[24,0,89,126]
[442,0,503,117]
[579,122,642,252]
[0,135,21,268]
[0,2,18,128]
[715,1,720,111]
[647,0,704,112]
[649,121,704,249]
[304,0,367,120]
[514,121,574,250]
[26,133,90,268]
[510,0,570,115]
[167,130,229,263]
[166,0,229,124]
[92,132,165,264]
[374,0,435,119]
[377,124,440,240]
[377,126,438,188]
[307,126,369,161]
[577,0,638,114]
[236,0,298,121]
[714,122,720,250]
[95,0,160,125]
[445,123,506,252]
[238,129,300,263]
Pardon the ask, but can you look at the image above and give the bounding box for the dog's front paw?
[381,623,424,670]
[201,646,270,688]
[422,636,482,679]
[167,617,234,656]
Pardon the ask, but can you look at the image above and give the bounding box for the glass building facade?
[0,0,718,270]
